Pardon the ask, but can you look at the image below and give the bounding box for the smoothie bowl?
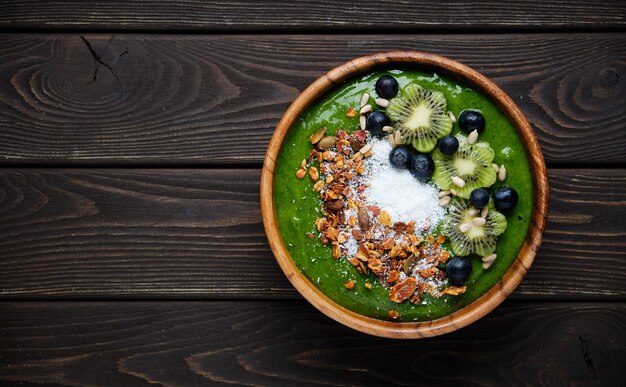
[261,52,548,338]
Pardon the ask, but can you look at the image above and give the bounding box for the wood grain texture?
[0,33,624,165]
[0,301,624,386]
[0,168,623,300]
[1,0,625,31]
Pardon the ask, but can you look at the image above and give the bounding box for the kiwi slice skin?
[387,84,453,153]
[443,198,507,257]
[432,134,497,198]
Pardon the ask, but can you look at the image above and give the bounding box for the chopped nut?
[296,168,306,179]
[367,257,384,274]
[324,227,338,241]
[332,244,341,259]
[387,270,400,284]
[389,244,403,258]
[364,282,373,289]
[351,229,364,240]
[442,285,467,296]
[388,310,400,320]
[306,232,315,240]
[392,222,407,232]
[356,244,369,262]
[344,279,355,290]
[346,106,356,118]
[381,238,395,250]
[378,210,392,226]
[498,164,507,181]
[389,277,417,303]
[426,235,435,244]
[324,200,343,212]
[309,127,326,144]
[300,159,307,169]
[308,166,319,181]
[436,235,446,244]
[313,180,324,192]
[348,215,356,227]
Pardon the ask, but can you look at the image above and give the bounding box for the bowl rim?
[260,51,549,339]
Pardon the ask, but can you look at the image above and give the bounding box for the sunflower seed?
[468,208,479,217]
[375,98,389,108]
[394,130,402,145]
[360,93,370,108]
[468,129,479,145]
[317,136,337,150]
[438,190,451,198]
[387,134,396,148]
[448,111,456,123]
[449,188,457,196]
[481,206,489,219]
[439,196,451,206]
[359,115,367,130]
[482,261,494,269]
[492,163,500,172]
[498,164,507,181]
[459,223,471,233]
[382,125,394,133]
[473,217,486,226]
[359,143,372,155]
[482,253,497,263]
[360,104,372,115]
[451,176,466,188]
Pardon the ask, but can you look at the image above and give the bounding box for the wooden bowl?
[261,52,548,338]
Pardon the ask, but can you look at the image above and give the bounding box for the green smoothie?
[273,70,533,321]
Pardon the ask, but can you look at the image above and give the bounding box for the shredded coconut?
[364,138,444,230]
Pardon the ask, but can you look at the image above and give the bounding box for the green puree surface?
[273,70,533,322]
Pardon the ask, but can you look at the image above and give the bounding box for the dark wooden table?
[0,1,625,385]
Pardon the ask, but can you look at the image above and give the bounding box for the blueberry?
[408,153,434,182]
[458,109,486,134]
[366,111,391,137]
[445,256,472,285]
[389,147,412,169]
[375,75,399,99]
[493,186,519,213]
[438,135,459,155]
[469,188,490,209]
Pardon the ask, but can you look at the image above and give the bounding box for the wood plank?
[0,301,624,386]
[1,1,625,31]
[0,33,624,165]
[0,168,623,300]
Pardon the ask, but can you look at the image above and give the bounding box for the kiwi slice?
[432,134,497,198]
[443,198,507,256]
[386,84,453,153]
